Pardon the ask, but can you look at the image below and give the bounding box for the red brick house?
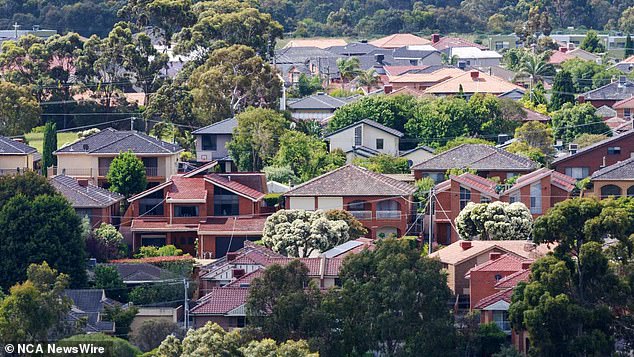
[125,173,268,257]
[432,169,576,244]
[590,156,634,198]
[578,77,634,108]
[552,131,634,179]
[612,96,634,120]
[283,165,417,239]
[411,144,537,183]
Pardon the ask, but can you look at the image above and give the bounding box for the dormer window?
[354,126,362,146]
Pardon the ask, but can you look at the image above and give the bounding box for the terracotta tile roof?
[624,55,634,63]
[370,34,431,48]
[284,165,416,197]
[429,240,552,265]
[131,220,199,232]
[474,288,514,309]
[495,268,531,289]
[412,144,536,172]
[612,96,634,108]
[467,254,530,275]
[424,71,525,95]
[388,68,464,84]
[523,108,550,122]
[167,176,207,201]
[548,50,573,64]
[225,268,265,287]
[591,156,634,180]
[190,287,249,314]
[284,38,347,49]
[452,173,499,198]
[605,116,629,129]
[204,174,265,201]
[267,257,344,277]
[197,217,267,235]
[551,171,577,191]
[386,86,429,97]
[430,37,487,51]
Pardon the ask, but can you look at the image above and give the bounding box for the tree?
[355,68,379,93]
[620,8,634,34]
[328,94,416,134]
[58,333,141,357]
[227,108,289,172]
[93,265,127,302]
[294,74,322,97]
[512,121,555,164]
[551,103,610,143]
[573,133,608,148]
[144,82,198,128]
[135,244,184,258]
[87,223,127,262]
[0,262,76,342]
[0,81,41,136]
[336,57,362,89]
[262,209,351,257]
[549,70,575,111]
[455,201,534,240]
[107,151,148,199]
[580,30,606,53]
[104,305,139,339]
[0,171,57,208]
[263,165,299,185]
[516,53,555,83]
[130,319,183,352]
[188,45,282,123]
[506,141,546,166]
[353,154,410,174]
[323,239,456,356]
[273,131,344,182]
[42,121,57,175]
[323,209,368,239]
[435,137,495,153]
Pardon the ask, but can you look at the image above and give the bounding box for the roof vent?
[568,143,578,155]
[82,144,89,151]
[460,241,472,250]
[431,34,440,44]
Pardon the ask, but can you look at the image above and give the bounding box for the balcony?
[98,166,109,176]
[145,166,159,177]
[48,167,93,177]
[376,210,401,220]
[0,168,29,176]
[349,210,372,220]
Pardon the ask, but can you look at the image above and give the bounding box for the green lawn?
[24,131,80,153]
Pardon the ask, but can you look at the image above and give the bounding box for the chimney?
[559,46,568,53]
[470,71,479,79]
[489,252,502,261]
[232,269,245,279]
[568,143,578,155]
[577,95,585,104]
[227,252,238,261]
[375,53,385,64]
[77,179,89,187]
[567,42,575,50]
[431,34,440,44]
[383,84,393,94]
[497,134,509,145]
[619,75,627,87]
[460,241,472,250]
[521,261,532,270]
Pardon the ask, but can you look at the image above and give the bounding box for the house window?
[236,316,246,328]
[480,196,491,203]
[424,172,445,183]
[495,274,503,281]
[376,138,384,150]
[459,187,471,210]
[565,167,590,179]
[75,208,92,219]
[409,59,417,65]
[493,310,511,332]
[354,126,362,146]
[625,108,631,119]
[213,186,239,216]
[139,198,164,215]
[530,183,542,214]
[202,135,218,151]
[509,191,520,203]
[174,205,199,217]
[608,146,621,155]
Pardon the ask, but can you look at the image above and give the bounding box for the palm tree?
[336,57,362,90]
[356,69,379,94]
[516,53,555,83]
[441,53,459,65]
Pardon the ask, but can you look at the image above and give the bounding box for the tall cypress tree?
[42,122,57,176]
[626,35,633,57]
[549,70,575,111]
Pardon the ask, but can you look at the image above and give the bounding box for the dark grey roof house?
[327,42,379,56]
[325,119,404,161]
[580,77,634,106]
[287,93,358,122]
[591,156,634,180]
[107,263,178,284]
[0,135,40,175]
[192,118,238,165]
[64,289,120,334]
[55,128,182,155]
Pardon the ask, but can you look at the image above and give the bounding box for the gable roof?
[274,46,340,64]
[370,34,431,48]
[429,240,551,266]
[55,128,182,155]
[451,173,499,198]
[552,131,634,164]
[107,263,178,283]
[0,136,37,155]
[391,45,439,60]
[325,118,404,138]
[523,108,550,122]
[424,71,525,95]
[495,268,531,289]
[467,254,529,276]
[197,217,267,235]
[430,37,487,51]
[205,174,265,201]
[591,156,634,180]
[596,105,617,118]
[190,287,249,315]
[284,164,416,197]
[411,144,536,172]
[327,42,378,55]
[287,93,357,110]
[388,67,464,84]
[612,96,634,109]
[474,288,514,309]
[167,176,207,202]
[582,79,634,101]
[50,175,124,208]
[548,50,574,64]
[284,38,347,49]
[192,118,237,135]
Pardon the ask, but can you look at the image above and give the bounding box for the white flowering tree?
[262,209,351,257]
[455,201,533,240]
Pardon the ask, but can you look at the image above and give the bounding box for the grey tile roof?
[51,175,124,208]
[583,80,634,101]
[596,105,617,117]
[64,289,118,334]
[553,131,634,164]
[287,93,358,110]
[327,42,379,56]
[284,164,416,197]
[325,118,404,139]
[55,128,182,154]
[0,135,37,155]
[108,263,178,283]
[411,144,537,171]
[192,118,237,135]
[391,47,439,59]
[591,157,634,180]
[274,46,339,64]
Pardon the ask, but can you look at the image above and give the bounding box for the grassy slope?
[24,131,79,153]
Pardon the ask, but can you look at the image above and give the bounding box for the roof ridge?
[349,165,412,195]
[284,164,352,195]
[591,156,634,178]
[0,136,35,154]
[130,131,174,153]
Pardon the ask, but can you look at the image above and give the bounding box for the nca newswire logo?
[4,342,107,355]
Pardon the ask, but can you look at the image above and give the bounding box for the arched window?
[628,186,634,197]
[600,184,622,199]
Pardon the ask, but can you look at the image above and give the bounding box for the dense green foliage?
[59,333,142,357]
[41,121,57,175]
[107,150,148,198]
[353,153,410,174]
[551,103,611,144]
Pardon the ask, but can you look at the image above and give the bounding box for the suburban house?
[327,42,379,56]
[50,128,182,188]
[399,146,435,167]
[596,105,617,119]
[273,46,341,85]
[386,67,465,91]
[64,289,119,334]
[552,131,634,179]
[390,45,443,66]
[411,144,537,183]
[590,157,634,198]
[450,47,503,67]
[192,117,237,171]
[424,70,526,98]
[369,33,431,49]
[125,173,268,258]
[325,119,404,161]
[610,55,634,73]
[428,240,550,309]
[0,135,40,175]
[50,175,124,227]
[286,93,358,122]
[284,38,347,49]
[283,165,417,239]
[431,169,576,244]
[429,34,488,55]
[578,77,634,108]
[612,96,634,120]
[548,46,601,65]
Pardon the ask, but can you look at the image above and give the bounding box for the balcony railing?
[349,210,372,220]
[0,168,29,176]
[376,210,402,220]
[48,167,93,177]
[98,166,109,176]
[145,166,159,177]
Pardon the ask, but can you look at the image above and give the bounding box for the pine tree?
[626,35,633,57]
[42,122,57,176]
[550,70,575,111]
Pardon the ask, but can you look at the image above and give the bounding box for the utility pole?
[130,116,135,131]
[13,22,20,39]
[183,278,190,330]
[428,188,434,255]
